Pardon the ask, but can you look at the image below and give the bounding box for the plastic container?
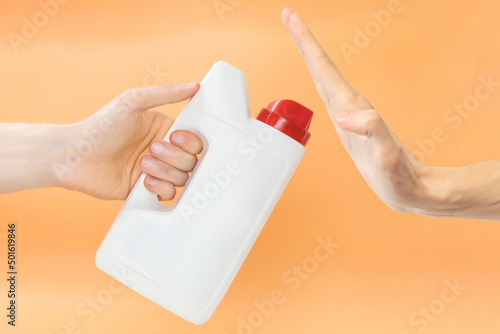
[96,61,313,324]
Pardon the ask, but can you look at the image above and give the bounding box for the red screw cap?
[256,99,313,146]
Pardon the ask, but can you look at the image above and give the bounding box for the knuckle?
[118,88,146,109]
[195,140,204,153]
[179,172,189,186]
[365,109,383,129]
[187,155,198,171]
[315,54,335,74]
[119,89,135,102]
[160,183,176,201]
[172,150,184,166]
[160,164,179,181]
[161,143,177,160]
[157,163,171,177]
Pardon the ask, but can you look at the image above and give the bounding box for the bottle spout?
[256,99,313,146]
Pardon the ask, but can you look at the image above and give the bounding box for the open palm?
[282,8,432,213]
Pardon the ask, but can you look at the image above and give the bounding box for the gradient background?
[1,0,500,333]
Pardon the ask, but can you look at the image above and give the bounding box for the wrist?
[47,121,92,192]
[412,164,457,218]
[33,123,79,190]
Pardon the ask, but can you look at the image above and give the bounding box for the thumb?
[335,109,393,142]
[125,82,200,111]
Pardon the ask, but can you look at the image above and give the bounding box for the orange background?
[1,0,500,333]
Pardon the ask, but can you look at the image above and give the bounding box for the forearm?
[416,161,500,220]
[0,123,75,194]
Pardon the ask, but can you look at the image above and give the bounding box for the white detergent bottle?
[96,61,313,324]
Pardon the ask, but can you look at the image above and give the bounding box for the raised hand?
[281,8,436,214]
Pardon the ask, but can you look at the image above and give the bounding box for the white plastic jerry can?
[96,61,313,324]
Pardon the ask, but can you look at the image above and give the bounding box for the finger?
[335,109,394,146]
[122,82,200,111]
[140,156,190,187]
[148,140,198,172]
[281,8,351,95]
[170,130,203,155]
[281,8,371,111]
[143,175,177,201]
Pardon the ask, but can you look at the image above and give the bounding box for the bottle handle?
[124,62,251,214]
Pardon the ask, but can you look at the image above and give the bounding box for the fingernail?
[185,82,198,88]
[151,142,163,154]
[147,176,157,186]
[336,111,351,122]
[142,157,154,169]
[172,133,184,145]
